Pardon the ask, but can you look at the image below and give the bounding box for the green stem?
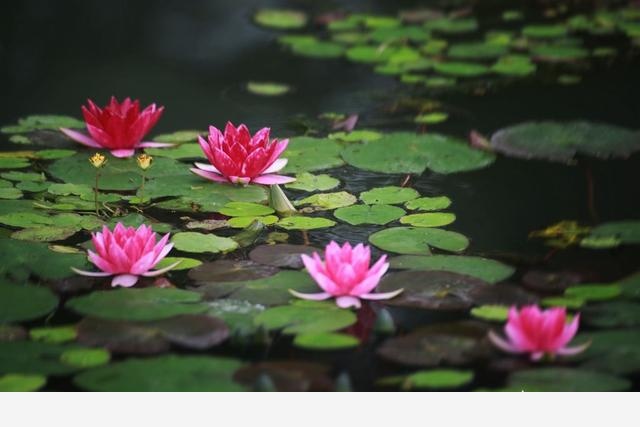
[94,172,100,216]
[140,172,146,206]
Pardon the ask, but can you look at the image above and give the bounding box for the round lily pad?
[294,332,359,350]
[285,173,340,192]
[276,216,336,230]
[415,112,449,124]
[0,373,46,391]
[405,196,451,211]
[381,369,474,390]
[359,186,419,205]
[30,325,77,344]
[334,204,405,225]
[584,221,640,246]
[491,55,537,76]
[470,305,509,322]
[399,212,456,227]
[60,348,110,368]
[171,232,239,254]
[254,9,307,29]
[583,302,640,328]
[531,44,589,62]
[219,202,274,217]
[295,191,356,210]
[564,284,621,301]
[249,244,319,269]
[155,256,201,271]
[424,18,478,34]
[0,341,79,375]
[66,288,208,321]
[74,355,245,391]
[282,137,344,173]
[489,121,640,162]
[255,301,357,335]
[369,227,469,254]
[0,283,59,323]
[389,255,514,283]
[246,81,291,96]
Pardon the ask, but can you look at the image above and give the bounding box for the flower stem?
[139,172,146,206]
[94,171,100,215]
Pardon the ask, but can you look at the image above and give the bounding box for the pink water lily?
[488,305,590,361]
[191,122,295,185]
[72,223,180,288]
[60,96,171,158]
[290,241,402,309]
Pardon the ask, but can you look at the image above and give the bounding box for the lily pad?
[171,232,239,254]
[219,202,274,217]
[188,259,278,283]
[1,115,84,133]
[574,329,640,375]
[74,355,245,391]
[390,255,514,283]
[583,302,640,328]
[433,61,490,77]
[405,196,451,211]
[276,216,336,230]
[380,369,473,390]
[470,305,509,322]
[359,186,419,205]
[67,288,209,321]
[294,332,359,350]
[282,137,344,173]
[30,325,77,344]
[284,38,346,58]
[491,55,537,76]
[60,348,110,368]
[369,227,469,254]
[424,18,478,34]
[0,238,87,281]
[505,368,630,392]
[522,25,568,39]
[489,121,640,162]
[254,9,307,30]
[334,204,405,225]
[285,172,339,192]
[234,361,332,392]
[0,373,46,392]
[249,244,319,269]
[295,191,356,210]
[254,300,357,335]
[531,44,589,62]
[583,221,640,247]
[246,81,291,96]
[564,284,621,301]
[0,341,79,375]
[342,132,495,175]
[399,212,456,227]
[448,42,508,59]
[0,283,59,323]
[155,256,201,271]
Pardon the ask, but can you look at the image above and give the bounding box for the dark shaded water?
[1,0,640,391]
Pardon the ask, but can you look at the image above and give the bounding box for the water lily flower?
[191,122,295,185]
[488,305,590,361]
[290,241,402,309]
[60,96,171,158]
[72,223,180,288]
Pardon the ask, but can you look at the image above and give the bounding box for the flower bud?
[89,153,107,168]
[136,154,153,170]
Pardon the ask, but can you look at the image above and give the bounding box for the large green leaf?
[369,227,469,254]
[0,283,59,323]
[390,255,514,283]
[254,300,357,334]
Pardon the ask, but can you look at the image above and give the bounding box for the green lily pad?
[196,270,318,307]
[219,202,274,217]
[381,369,473,390]
[491,55,537,76]
[505,368,630,392]
[489,121,640,162]
[189,259,278,283]
[405,196,452,211]
[171,232,239,254]
[206,299,266,338]
[334,204,405,225]
[0,238,87,281]
[342,132,495,175]
[1,115,84,133]
[0,187,22,199]
[583,302,640,328]
[390,255,514,283]
[574,329,640,375]
[294,332,359,350]
[415,112,449,124]
[370,25,429,42]
[30,325,77,344]
[74,355,245,391]
[0,158,30,169]
[369,227,469,254]
[0,341,79,375]
[276,216,336,230]
[295,191,357,210]
[448,42,508,59]
[155,256,201,271]
[282,137,344,173]
[145,143,203,159]
[433,61,490,77]
[284,38,346,58]
[67,288,209,321]
[470,305,509,322]
[0,283,59,323]
[0,373,46,391]
[11,226,78,242]
[60,348,110,368]
[254,9,307,30]
[583,221,640,247]
[246,81,291,96]
[399,212,456,227]
[531,44,589,62]
[564,284,621,301]
[254,300,357,335]
[360,186,419,205]
[285,173,340,192]
[522,24,568,38]
[424,18,478,34]
[153,130,203,144]
[328,130,382,143]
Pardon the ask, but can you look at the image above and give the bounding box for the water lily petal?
[70,267,112,277]
[262,158,288,174]
[252,174,296,185]
[111,274,139,288]
[142,260,182,277]
[336,296,361,309]
[194,162,221,174]
[138,141,174,148]
[359,288,403,300]
[111,149,136,158]
[190,167,229,183]
[60,128,102,148]
[488,330,522,354]
[288,289,332,301]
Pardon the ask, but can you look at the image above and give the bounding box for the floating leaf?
[144,143,203,159]
[334,204,405,225]
[448,42,508,59]
[415,112,449,124]
[399,212,456,227]
[285,173,340,192]
[219,202,274,217]
[67,288,208,321]
[255,300,357,335]
[254,9,307,30]
[282,137,344,173]
[295,191,356,210]
[234,361,332,392]
[153,130,203,144]
[171,232,238,254]
[0,283,59,323]
[470,305,509,322]
[276,216,336,230]
[1,115,84,133]
[30,325,77,344]
[328,130,382,143]
[583,221,640,247]
[492,55,537,76]
[424,18,478,34]
[369,227,469,254]
[246,81,291,96]
[0,239,87,281]
[74,355,244,391]
[405,196,451,211]
[60,348,110,368]
[359,186,419,205]
[0,373,46,392]
[505,368,630,392]
[564,284,621,301]
[583,302,640,328]
[522,24,568,39]
[433,61,490,77]
[294,332,359,350]
[531,44,589,62]
[381,369,473,390]
[390,255,514,283]
[188,259,278,283]
[0,342,79,375]
[155,256,201,271]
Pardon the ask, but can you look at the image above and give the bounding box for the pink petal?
[142,260,182,277]
[262,158,288,174]
[488,330,522,354]
[251,174,296,185]
[336,296,361,309]
[70,267,112,277]
[190,167,229,183]
[129,251,157,275]
[111,274,139,288]
[138,141,174,148]
[359,288,403,300]
[288,289,332,301]
[194,162,221,174]
[60,128,102,148]
[556,340,591,356]
[111,149,136,158]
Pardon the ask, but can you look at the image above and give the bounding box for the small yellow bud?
[136,154,153,170]
[89,153,107,168]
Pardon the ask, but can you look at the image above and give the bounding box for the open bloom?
[191,122,295,185]
[488,305,590,361]
[60,97,171,158]
[290,241,402,309]
[72,223,180,288]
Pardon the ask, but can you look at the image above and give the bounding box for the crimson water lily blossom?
[72,223,180,288]
[60,97,171,158]
[488,305,590,361]
[191,122,295,185]
[290,241,402,309]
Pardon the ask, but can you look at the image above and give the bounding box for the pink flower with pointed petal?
[190,122,295,185]
[60,96,171,158]
[488,305,590,361]
[290,241,402,309]
[72,223,180,288]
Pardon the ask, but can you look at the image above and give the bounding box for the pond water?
[1,0,640,391]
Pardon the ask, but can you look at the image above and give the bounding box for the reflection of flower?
[488,305,590,361]
[72,223,180,287]
[191,122,295,185]
[89,153,107,168]
[290,241,402,309]
[60,97,171,158]
[136,154,153,170]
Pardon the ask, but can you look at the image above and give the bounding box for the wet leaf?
[405,196,451,211]
[390,255,514,283]
[369,227,469,254]
[399,212,456,227]
[276,216,336,230]
[334,204,405,225]
[0,341,79,375]
[564,284,621,301]
[188,259,278,282]
[295,191,357,210]
[380,369,473,390]
[219,202,274,217]
[171,232,238,254]
[285,172,340,192]
[255,300,357,335]
[30,325,77,344]
[0,283,59,323]
[282,137,344,173]
[254,9,307,30]
[0,238,87,280]
[246,81,291,96]
[0,373,46,391]
[470,305,509,322]
[294,332,359,350]
[60,348,110,368]
[360,186,419,205]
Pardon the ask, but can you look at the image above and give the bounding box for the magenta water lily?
[290,241,403,309]
[72,223,180,287]
[191,122,295,185]
[488,305,590,361]
[61,96,172,158]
